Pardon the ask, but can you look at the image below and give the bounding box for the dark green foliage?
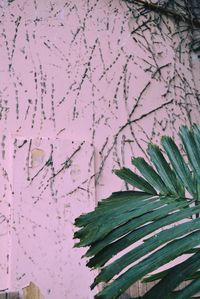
[74,124,200,298]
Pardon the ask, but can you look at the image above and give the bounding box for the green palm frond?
[74,124,200,299]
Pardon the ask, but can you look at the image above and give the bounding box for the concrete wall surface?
[0,0,199,298]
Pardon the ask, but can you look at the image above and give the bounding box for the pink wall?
[0,0,199,298]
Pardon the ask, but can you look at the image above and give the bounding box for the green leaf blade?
[180,125,200,182]
[86,199,193,257]
[114,167,157,194]
[75,194,162,247]
[161,136,195,197]
[95,230,200,298]
[92,217,200,286]
[147,143,184,197]
[87,201,197,268]
[143,252,200,299]
[75,191,152,227]
[132,157,169,195]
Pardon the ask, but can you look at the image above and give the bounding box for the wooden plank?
[23,282,44,299]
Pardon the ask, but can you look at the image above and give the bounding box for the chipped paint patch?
[30,148,45,168]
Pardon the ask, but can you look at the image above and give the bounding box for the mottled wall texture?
[0,0,199,298]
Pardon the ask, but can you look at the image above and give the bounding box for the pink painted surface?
[11,137,96,298]
[0,0,199,297]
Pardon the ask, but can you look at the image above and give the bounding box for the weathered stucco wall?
[0,0,199,298]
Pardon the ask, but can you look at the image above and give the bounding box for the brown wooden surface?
[23,282,44,299]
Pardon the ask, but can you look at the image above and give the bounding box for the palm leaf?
[161,136,195,197]
[114,168,157,195]
[74,124,200,299]
[94,230,200,298]
[147,143,184,197]
[143,252,200,299]
[92,220,200,288]
[85,201,197,258]
[132,157,169,195]
[88,208,200,269]
[175,278,200,299]
[179,125,200,182]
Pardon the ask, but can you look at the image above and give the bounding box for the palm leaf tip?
[114,167,157,194]
[161,136,193,196]
[147,143,184,197]
[179,125,200,182]
[132,156,169,195]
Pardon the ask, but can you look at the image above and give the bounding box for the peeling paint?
[30,148,45,168]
